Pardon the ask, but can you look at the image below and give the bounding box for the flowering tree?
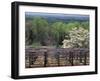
[62,27,89,48]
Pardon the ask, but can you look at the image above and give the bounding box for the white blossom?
[62,27,89,48]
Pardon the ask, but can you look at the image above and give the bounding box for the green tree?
[81,21,89,30]
[25,20,33,45]
[32,17,49,45]
[65,22,81,32]
[51,22,67,47]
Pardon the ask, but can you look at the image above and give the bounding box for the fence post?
[65,54,68,65]
[69,51,74,66]
[44,51,48,67]
[29,53,32,68]
[71,52,74,66]
[79,51,82,63]
[84,52,87,65]
[29,52,37,68]
[57,52,60,66]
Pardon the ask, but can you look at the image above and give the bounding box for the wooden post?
[57,53,60,66]
[79,51,82,63]
[69,51,74,66]
[76,51,79,60]
[65,53,69,65]
[44,52,48,67]
[29,54,32,68]
[84,52,87,65]
[29,52,37,68]
[71,52,74,66]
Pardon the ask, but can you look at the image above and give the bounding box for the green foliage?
[25,21,33,45]
[32,42,42,48]
[51,22,67,46]
[25,16,89,48]
[66,22,82,31]
[81,21,89,30]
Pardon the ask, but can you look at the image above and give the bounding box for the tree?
[62,27,89,48]
[25,20,33,45]
[65,22,81,32]
[51,22,67,47]
[81,21,89,30]
[32,17,49,45]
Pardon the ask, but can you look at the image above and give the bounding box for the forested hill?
[25,12,89,23]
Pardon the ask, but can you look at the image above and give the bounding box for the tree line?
[25,17,89,48]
